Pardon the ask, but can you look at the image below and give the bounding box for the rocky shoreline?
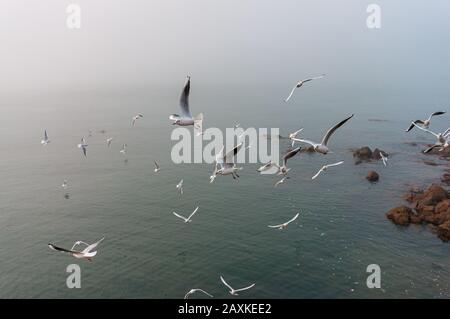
[385,144,450,242]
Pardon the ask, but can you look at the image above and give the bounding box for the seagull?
[380,152,388,166]
[234,123,241,129]
[169,76,203,127]
[268,212,300,230]
[176,179,184,195]
[41,130,50,145]
[405,111,446,132]
[173,206,199,223]
[220,276,255,296]
[272,147,302,175]
[411,123,450,153]
[210,143,243,183]
[132,114,143,126]
[77,138,88,157]
[184,288,214,299]
[284,74,326,102]
[62,179,68,190]
[289,128,303,147]
[154,161,160,173]
[311,161,344,180]
[106,138,113,147]
[274,176,289,187]
[291,114,354,154]
[48,237,104,262]
[120,144,127,155]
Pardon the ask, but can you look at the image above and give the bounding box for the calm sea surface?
[0,81,449,298]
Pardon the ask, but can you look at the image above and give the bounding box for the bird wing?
[268,224,283,228]
[302,74,325,83]
[424,144,440,153]
[311,168,324,180]
[234,283,255,293]
[82,237,105,254]
[197,289,213,298]
[429,111,446,121]
[286,213,300,224]
[321,114,354,146]
[443,128,450,138]
[405,120,425,132]
[154,161,159,169]
[179,76,192,118]
[412,122,439,138]
[283,147,301,166]
[188,206,199,220]
[291,138,316,147]
[82,146,87,156]
[44,130,48,140]
[224,143,243,163]
[284,85,297,102]
[327,161,344,167]
[220,276,234,291]
[48,243,77,254]
[173,212,187,221]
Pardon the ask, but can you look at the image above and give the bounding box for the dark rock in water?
[423,160,439,166]
[366,171,379,182]
[353,146,372,160]
[386,206,414,226]
[424,145,450,158]
[352,146,388,164]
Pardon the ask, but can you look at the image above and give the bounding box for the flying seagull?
[311,161,344,180]
[77,138,88,157]
[48,237,104,262]
[380,152,388,166]
[184,289,214,299]
[169,76,203,127]
[274,176,289,187]
[41,130,50,145]
[289,128,303,147]
[120,144,127,155]
[291,114,354,154]
[176,179,184,195]
[132,114,143,126]
[173,206,199,223]
[268,212,300,230]
[106,138,113,147]
[220,276,255,296]
[405,111,446,132]
[284,75,325,102]
[273,147,302,175]
[411,123,450,153]
[154,161,160,173]
[210,143,243,183]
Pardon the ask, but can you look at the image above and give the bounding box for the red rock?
[438,221,450,242]
[366,171,379,182]
[386,206,413,226]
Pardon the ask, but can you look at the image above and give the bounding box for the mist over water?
[0,0,450,298]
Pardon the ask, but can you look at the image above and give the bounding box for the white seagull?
[176,179,184,195]
[405,111,446,132]
[380,152,388,166]
[77,138,88,157]
[273,147,302,175]
[412,122,450,153]
[291,114,354,154]
[48,237,104,262]
[173,206,199,223]
[220,276,255,296]
[284,74,326,102]
[289,128,303,147]
[154,161,160,173]
[311,161,344,180]
[268,212,300,230]
[106,137,113,147]
[169,76,203,127]
[210,143,243,183]
[41,130,50,145]
[132,114,143,126]
[184,289,214,299]
[62,179,68,190]
[120,144,127,155]
[274,176,289,187]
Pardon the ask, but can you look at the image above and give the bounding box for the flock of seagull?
[41,74,448,298]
